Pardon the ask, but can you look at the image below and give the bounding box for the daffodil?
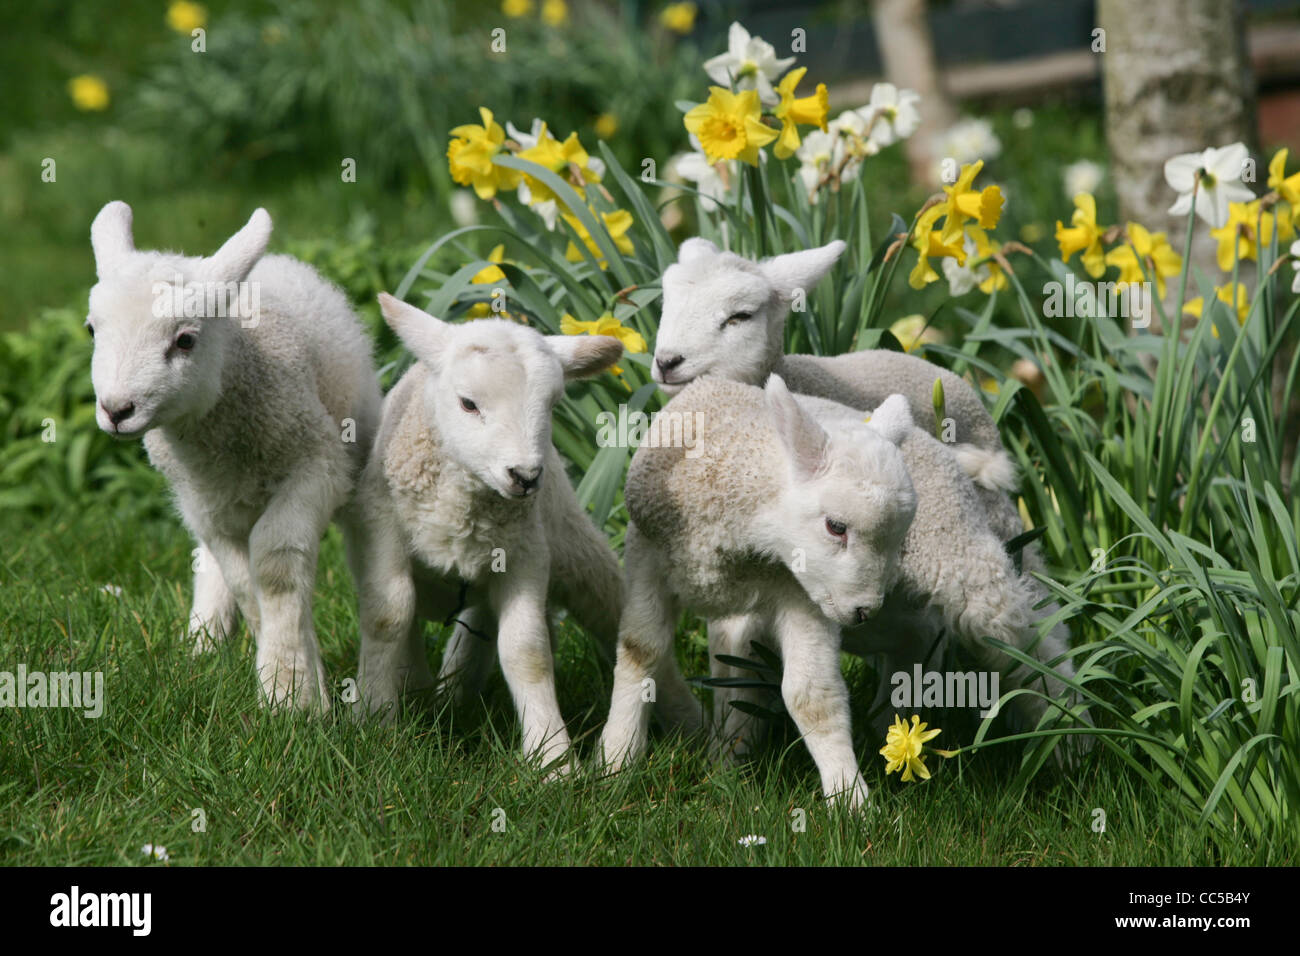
[1165,142,1255,229]
[674,148,731,212]
[1062,159,1103,199]
[1269,148,1300,209]
[1290,238,1300,294]
[660,1,697,34]
[771,67,828,160]
[702,21,796,106]
[561,312,645,380]
[166,0,207,33]
[515,122,601,204]
[684,87,779,166]
[447,108,521,200]
[594,113,619,139]
[471,245,508,285]
[939,160,1004,245]
[1184,283,1250,336]
[502,0,533,17]
[863,82,921,148]
[909,203,967,289]
[933,117,1001,165]
[1209,199,1295,270]
[1103,222,1182,296]
[969,227,1008,293]
[563,208,635,267]
[68,74,109,112]
[879,714,943,782]
[1055,192,1108,278]
[889,314,946,353]
[541,0,568,27]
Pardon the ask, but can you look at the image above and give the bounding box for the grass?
[0,509,1284,866]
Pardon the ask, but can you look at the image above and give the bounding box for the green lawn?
[0,509,1281,866]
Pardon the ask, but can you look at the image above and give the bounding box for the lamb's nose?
[103,401,135,426]
[508,465,543,492]
[656,353,685,376]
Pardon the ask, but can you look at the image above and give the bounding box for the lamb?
[353,293,637,773]
[599,376,919,808]
[654,237,1024,543]
[86,201,382,709]
[639,238,1083,769]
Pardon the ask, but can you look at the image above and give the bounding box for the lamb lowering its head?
[86,201,383,709]
[354,294,629,773]
[599,376,917,808]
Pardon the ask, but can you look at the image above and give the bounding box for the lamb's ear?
[678,237,720,264]
[205,208,272,284]
[760,240,847,299]
[378,292,451,365]
[765,374,827,478]
[91,201,135,279]
[865,393,913,446]
[547,334,623,381]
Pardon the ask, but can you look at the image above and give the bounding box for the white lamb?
[599,376,919,808]
[354,293,635,773]
[86,201,382,709]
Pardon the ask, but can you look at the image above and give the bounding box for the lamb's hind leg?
[188,541,242,653]
[437,602,497,707]
[708,612,777,762]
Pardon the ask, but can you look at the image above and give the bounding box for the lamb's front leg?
[248,473,337,712]
[488,554,573,775]
[598,525,678,771]
[774,599,869,810]
[188,541,242,653]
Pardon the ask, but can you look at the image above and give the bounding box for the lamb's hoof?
[825,779,871,814]
[259,664,331,714]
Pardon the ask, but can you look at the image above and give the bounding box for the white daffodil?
[1063,159,1104,200]
[703,21,796,105]
[674,150,730,211]
[934,117,1002,166]
[795,128,837,200]
[1290,239,1300,294]
[942,234,980,296]
[506,119,543,149]
[1165,142,1255,229]
[863,83,921,148]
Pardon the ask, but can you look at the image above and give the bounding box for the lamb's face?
[86,203,270,438]
[653,238,847,395]
[377,294,622,500]
[788,431,916,628]
[426,325,564,499]
[764,380,916,629]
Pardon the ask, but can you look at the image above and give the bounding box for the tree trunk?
[872,0,956,188]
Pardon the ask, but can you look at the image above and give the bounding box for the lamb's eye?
[722,310,753,328]
[174,331,197,351]
[825,518,847,539]
[459,396,479,413]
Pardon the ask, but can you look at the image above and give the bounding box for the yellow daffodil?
[879,714,943,782]
[969,226,1008,293]
[1268,148,1300,208]
[166,1,207,33]
[939,160,1004,245]
[68,74,109,111]
[516,123,600,204]
[684,87,778,166]
[772,67,829,160]
[909,203,966,289]
[1055,192,1108,278]
[447,108,521,200]
[541,0,568,26]
[1185,283,1250,337]
[561,312,645,380]
[1209,199,1295,270]
[888,314,946,353]
[594,113,619,139]
[563,208,635,267]
[471,245,508,285]
[1103,222,1182,296]
[660,2,697,34]
[502,0,533,17]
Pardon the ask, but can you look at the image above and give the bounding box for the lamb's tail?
[953,444,1019,494]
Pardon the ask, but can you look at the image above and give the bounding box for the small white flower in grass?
[141,843,169,861]
[934,117,1002,166]
[99,584,124,598]
[738,834,767,847]
[1164,142,1255,229]
[863,83,921,148]
[1063,160,1104,200]
[1291,239,1300,293]
[703,22,796,106]
[1012,107,1034,130]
